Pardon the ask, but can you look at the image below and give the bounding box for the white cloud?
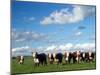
[59,43,73,50]
[46,45,57,51]
[44,43,95,52]
[12,46,32,57]
[73,43,95,51]
[75,31,82,36]
[12,46,30,52]
[40,5,95,25]
[11,30,46,42]
[12,43,95,56]
[15,38,26,42]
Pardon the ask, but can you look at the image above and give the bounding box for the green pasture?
[11,56,96,75]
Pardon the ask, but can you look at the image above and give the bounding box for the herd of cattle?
[17,51,95,66]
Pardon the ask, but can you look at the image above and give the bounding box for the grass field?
[11,57,96,75]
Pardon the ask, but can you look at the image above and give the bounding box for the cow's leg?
[73,57,75,64]
[65,57,68,64]
[45,60,47,66]
[68,57,71,64]
[65,60,68,64]
[41,61,43,65]
[37,63,39,66]
[34,63,36,67]
[82,58,85,63]
[89,57,93,63]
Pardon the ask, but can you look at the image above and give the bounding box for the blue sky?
[11,1,96,56]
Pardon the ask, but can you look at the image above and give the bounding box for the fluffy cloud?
[59,43,73,50]
[12,43,95,56]
[73,43,95,51]
[12,46,32,56]
[40,5,95,25]
[44,43,95,52]
[46,45,57,51]
[11,30,46,42]
[12,46,30,52]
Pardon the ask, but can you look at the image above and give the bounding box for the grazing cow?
[48,53,54,64]
[64,52,72,64]
[32,52,47,66]
[17,56,24,64]
[53,53,63,65]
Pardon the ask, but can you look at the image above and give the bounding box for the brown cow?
[17,56,24,64]
[48,53,54,64]
[72,51,81,63]
[64,52,72,64]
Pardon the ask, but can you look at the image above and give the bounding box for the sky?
[11,1,96,56]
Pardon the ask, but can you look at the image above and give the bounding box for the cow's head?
[21,56,24,59]
[89,51,92,56]
[53,53,56,58]
[48,53,52,58]
[32,52,38,58]
[64,52,69,57]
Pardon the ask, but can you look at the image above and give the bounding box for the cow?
[76,51,81,63]
[32,52,39,66]
[48,53,54,64]
[80,52,86,63]
[88,51,95,63]
[53,53,63,65]
[72,51,81,63]
[80,51,95,63]
[72,52,77,63]
[64,52,72,64]
[17,56,24,64]
[32,52,47,66]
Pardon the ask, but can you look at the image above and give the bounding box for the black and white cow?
[32,52,47,66]
[88,51,95,62]
[80,51,95,63]
[53,53,63,65]
[80,52,86,63]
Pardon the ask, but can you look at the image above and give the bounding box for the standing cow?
[81,51,95,63]
[88,51,95,63]
[80,52,86,63]
[72,52,77,63]
[53,53,63,65]
[48,53,54,64]
[17,56,24,64]
[64,52,72,64]
[32,52,47,66]
[76,51,81,63]
[72,51,81,63]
